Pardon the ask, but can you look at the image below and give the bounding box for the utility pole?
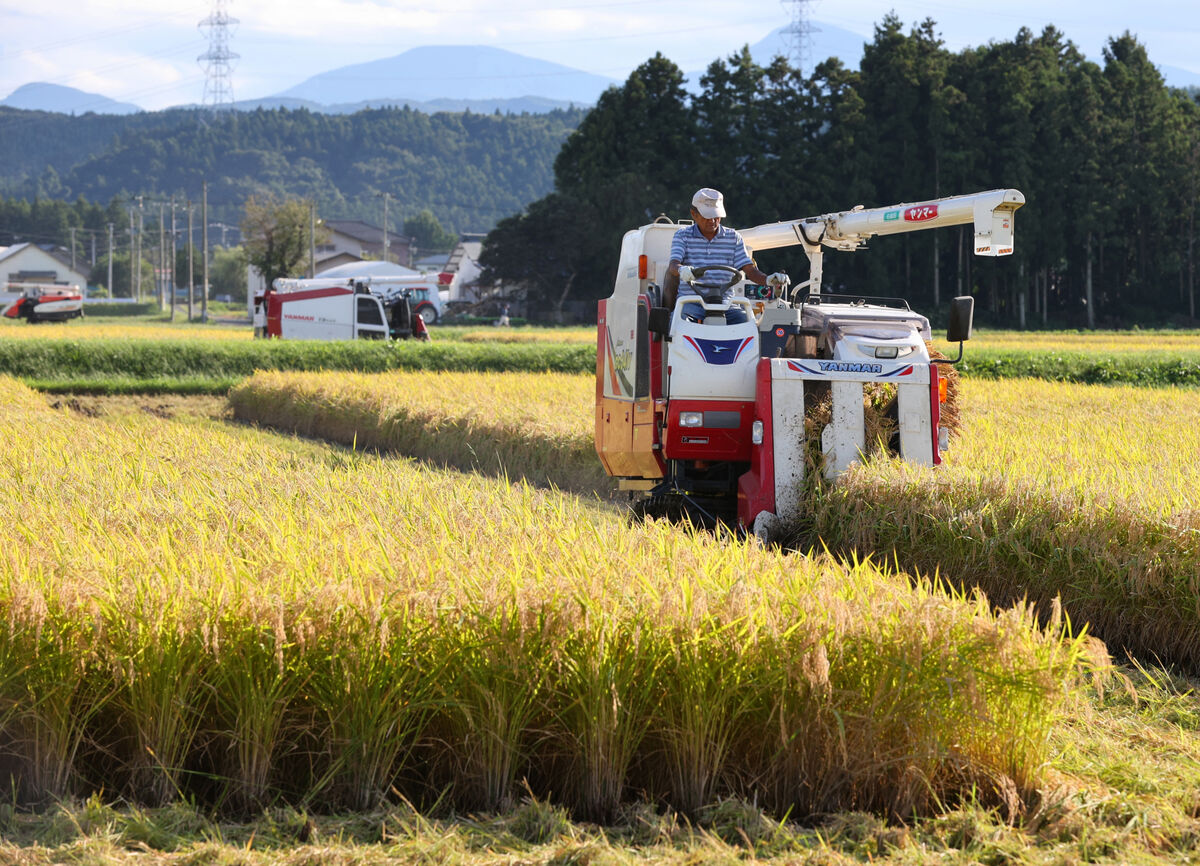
[381,192,389,264]
[309,200,316,278]
[69,227,76,273]
[107,223,114,298]
[169,200,177,321]
[187,202,195,322]
[202,181,209,322]
[128,207,135,300]
[136,200,144,302]
[159,202,166,311]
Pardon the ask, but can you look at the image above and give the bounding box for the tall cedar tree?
[484,19,1200,326]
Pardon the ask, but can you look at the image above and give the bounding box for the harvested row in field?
[228,371,1200,672]
[228,369,609,495]
[0,377,1088,820]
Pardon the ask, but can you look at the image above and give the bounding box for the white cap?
[691,188,726,219]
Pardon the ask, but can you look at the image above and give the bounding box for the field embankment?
[0,377,1086,819]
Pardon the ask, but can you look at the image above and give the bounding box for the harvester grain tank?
[595,189,1025,535]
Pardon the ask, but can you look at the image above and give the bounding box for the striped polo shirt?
[670,223,753,298]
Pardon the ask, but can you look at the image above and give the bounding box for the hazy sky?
[1,0,1196,110]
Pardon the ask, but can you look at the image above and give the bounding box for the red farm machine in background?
[595,188,1025,537]
[2,282,84,323]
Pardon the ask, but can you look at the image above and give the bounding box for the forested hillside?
[483,18,1200,327]
[0,105,585,233]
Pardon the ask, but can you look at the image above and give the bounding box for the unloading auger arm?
[740,188,1025,296]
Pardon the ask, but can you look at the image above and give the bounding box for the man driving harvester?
[663,187,788,324]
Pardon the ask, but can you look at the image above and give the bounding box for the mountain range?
[3,22,1197,117]
[0,24,868,116]
[1,82,142,115]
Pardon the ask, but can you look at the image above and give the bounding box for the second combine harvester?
[595,188,1025,537]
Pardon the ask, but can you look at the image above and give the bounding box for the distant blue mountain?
[274,45,616,107]
[4,31,1195,118]
[1162,64,1200,90]
[0,82,141,115]
[748,22,868,70]
[683,21,868,87]
[234,94,582,115]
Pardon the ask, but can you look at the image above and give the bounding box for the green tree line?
[0,105,585,235]
[483,18,1200,327]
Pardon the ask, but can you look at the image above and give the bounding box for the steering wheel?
[687,265,744,304]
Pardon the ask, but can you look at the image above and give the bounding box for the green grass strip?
[0,338,595,380]
[958,349,1200,386]
[7,337,1200,394]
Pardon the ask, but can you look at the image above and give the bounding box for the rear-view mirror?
[947,295,974,344]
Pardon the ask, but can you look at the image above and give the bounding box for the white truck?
[253,274,446,340]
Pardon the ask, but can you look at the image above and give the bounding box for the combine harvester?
[595,189,1025,536]
[2,282,84,323]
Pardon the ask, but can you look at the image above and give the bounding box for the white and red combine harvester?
[596,188,1025,535]
[253,273,447,341]
[2,282,84,323]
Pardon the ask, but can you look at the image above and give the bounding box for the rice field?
[0,375,1087,822]
[451,327,595,344]
[227,370,1200,671]
[0,318,592,345]
[227,369,606,494]
[0,319,253,342]
[6,333,1200,861]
